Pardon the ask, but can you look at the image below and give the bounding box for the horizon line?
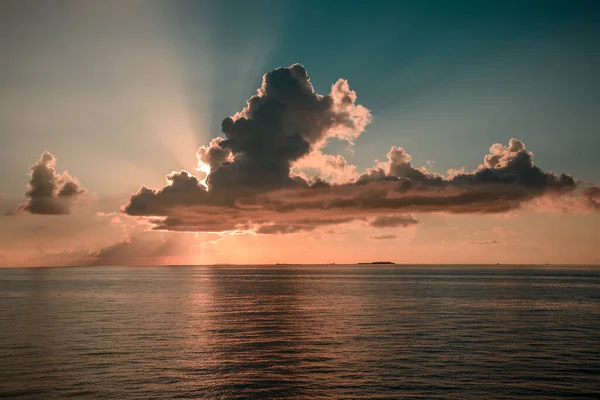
[2,263,600,269]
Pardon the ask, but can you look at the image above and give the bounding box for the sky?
[0,0,599,266]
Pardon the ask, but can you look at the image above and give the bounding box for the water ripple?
[1,265,599,399]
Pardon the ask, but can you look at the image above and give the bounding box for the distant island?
[357,261,395,265]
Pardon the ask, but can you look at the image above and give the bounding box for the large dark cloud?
[17,152,86,215]
[199,63,370,190]
[253,138,575,218]
[122,64,592,234]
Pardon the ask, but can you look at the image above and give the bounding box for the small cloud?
[369,234,397,240]
[468,240,500,245]
[368,215,419,228]
[15,152,86,215]
[255,224,314,235]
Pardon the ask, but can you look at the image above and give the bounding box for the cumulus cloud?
[357,138,574,190]
[124,170,213,217]
[17,152,86,215]
[205,63,371,190]
[292,151,358,184]
[356,146,432,184]
[122,64,592,234]
[257,136,576,215]
[196,137,234,175]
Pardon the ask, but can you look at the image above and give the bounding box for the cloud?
[255,224,314,235]
[369,215,419,228]
[16,152,86,215]
[357,138,574,189]
[292,151,358,184]
[584,186,600,209]
[91,231,199,265]
[356,146,432,184]
[369,234,397,240]
[27,230,216,267]
[123,170,213,217]
[468,240,500,245]
[206,63,371,191]
[196,137,234,175]
[122,64,592,234]
[255,217,356,235]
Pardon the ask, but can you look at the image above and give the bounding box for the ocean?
[0,265,599,399]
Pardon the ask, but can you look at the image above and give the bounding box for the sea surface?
[0,265,599,399]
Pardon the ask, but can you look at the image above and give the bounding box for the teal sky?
[1,0,599,197]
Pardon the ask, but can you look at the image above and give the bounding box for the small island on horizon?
[357,261,396,265]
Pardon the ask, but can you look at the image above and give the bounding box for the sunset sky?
[1,0,599,266]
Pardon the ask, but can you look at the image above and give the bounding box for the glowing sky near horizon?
[0,0,599,266]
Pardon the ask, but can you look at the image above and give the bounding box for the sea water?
[1,265,599,399]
